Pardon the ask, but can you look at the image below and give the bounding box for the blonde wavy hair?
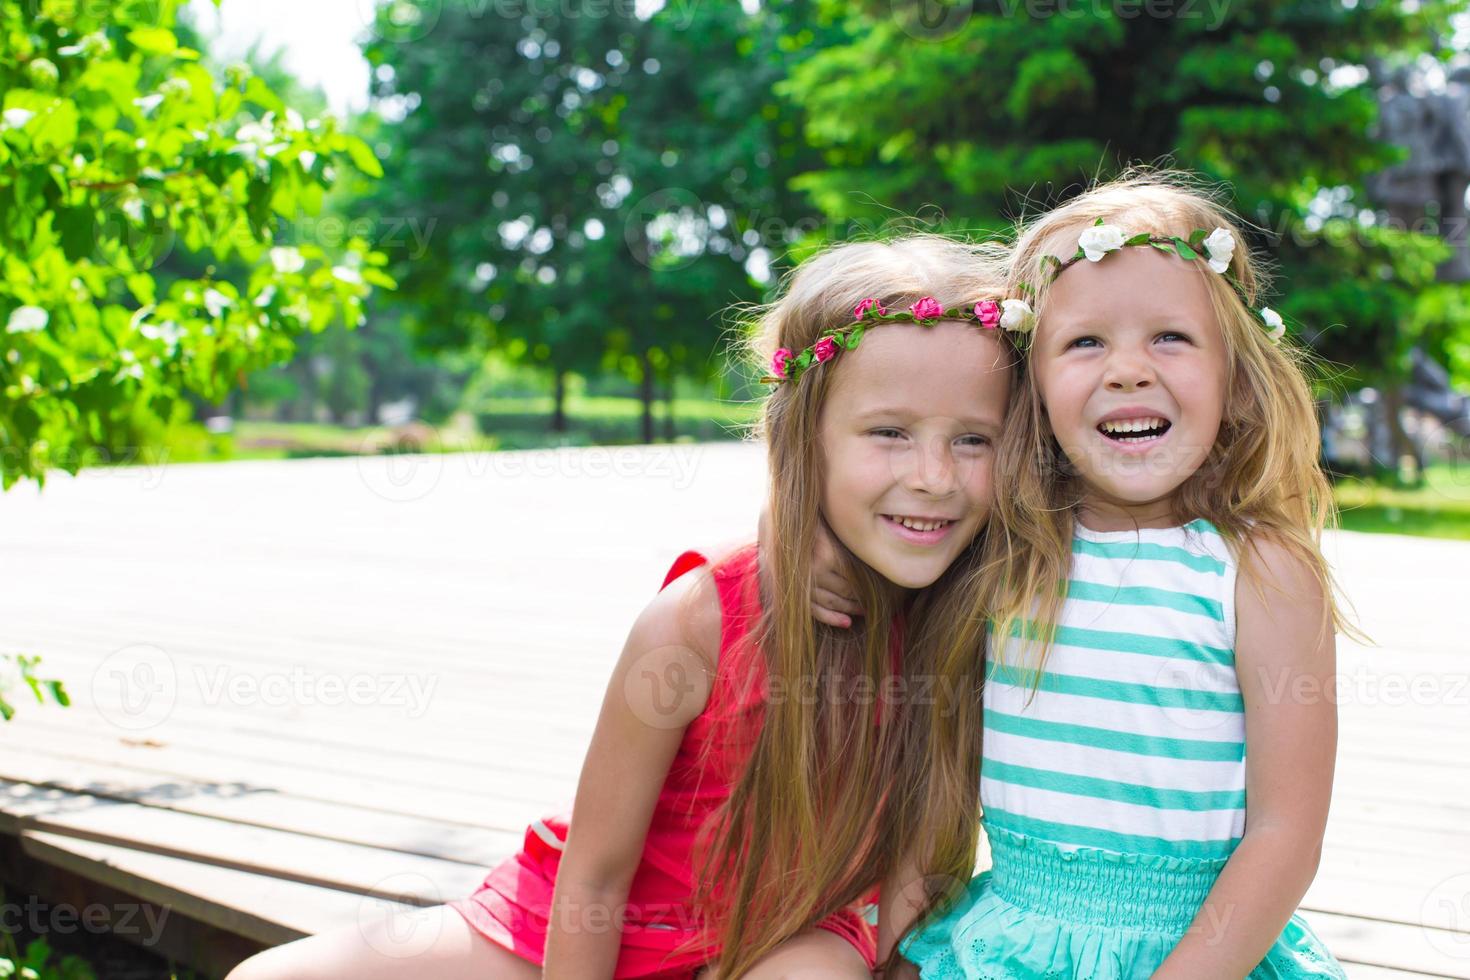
[679,234,1020,977]
[989,170,1361,686]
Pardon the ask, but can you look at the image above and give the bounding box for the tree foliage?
[0,0,392,487]
[779,0,1470,384]
[358,1,831,437]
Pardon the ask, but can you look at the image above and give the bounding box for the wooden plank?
[1300,909,1470,979]
[0,753,520,869]
[2,722,572,832]
[5,714,591,812]
[19,829,414,949]
[16,714,1470,866]
[0,780,489,903]
[8,730,1465,932]
[1345,967,1466,980]
[6,710,584,809]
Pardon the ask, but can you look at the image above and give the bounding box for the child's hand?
[758,503,865,628]
[812,519,863,628]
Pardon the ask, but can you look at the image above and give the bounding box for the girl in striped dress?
[824,176,1358,979]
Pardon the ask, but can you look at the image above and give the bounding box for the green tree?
[779,0,1469,469]
[0,0,392,488]
[359,1,828,442]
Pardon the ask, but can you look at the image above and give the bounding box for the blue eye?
[1067,336,1101,349]
[871,427,903,439]
[1158,331,1190,343]
[958,434,990,447]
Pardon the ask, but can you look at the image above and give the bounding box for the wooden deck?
[0,443,1466,978]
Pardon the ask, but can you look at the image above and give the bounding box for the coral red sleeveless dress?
[448,543,879,977]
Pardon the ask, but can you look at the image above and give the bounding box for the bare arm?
[542,567,720,979]
[874,848,928,978]
[1151,537,1337,979]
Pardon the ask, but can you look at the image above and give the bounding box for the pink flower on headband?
[911,296,944,321]
[974,300,1002,329]
[772,348,793,378]
[854,298,886,319]
[813,336,838,362]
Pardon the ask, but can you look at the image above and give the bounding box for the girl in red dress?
[225,234,1026,979]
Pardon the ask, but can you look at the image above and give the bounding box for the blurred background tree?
[781,0,1470,471]
[5,0,1468,526]
[356,0,833,443]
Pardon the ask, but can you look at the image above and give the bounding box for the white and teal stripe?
[982,519,1246,860]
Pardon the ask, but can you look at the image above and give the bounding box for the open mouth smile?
[1097,415,1172,445]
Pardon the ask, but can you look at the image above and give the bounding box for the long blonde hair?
[683,234,1018,977]
[991,169,1360,685]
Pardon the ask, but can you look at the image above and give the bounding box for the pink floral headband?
[762,295,1035,385]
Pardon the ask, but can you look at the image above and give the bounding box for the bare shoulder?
[1235,530,1324,601]
[639,559,723,675]
[1233,530,1334,675]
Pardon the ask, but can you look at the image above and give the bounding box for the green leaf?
[1171,237,1199,260]
[361,268,397,289]
[340,135,383,178]
[1188,228,1208,248]
[126,28,179,56]
[1123,232,1152,246]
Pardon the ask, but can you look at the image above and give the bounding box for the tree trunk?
[640,351,655,444]
[1383,384,1423,485]
[551,369,568,433]
[291,358,315,422]
[662,370,676,442]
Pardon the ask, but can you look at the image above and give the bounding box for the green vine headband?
[1033,219,1286,343]
[761,296,1036,385]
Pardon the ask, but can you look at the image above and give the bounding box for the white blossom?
[1077,224,1126,262]
[270,247,306,274]
[1259,307,1285,342]
[1000,299,1035,333]
[6,306,48,334]
[1202,227,1236,274]
[204,288,231,318]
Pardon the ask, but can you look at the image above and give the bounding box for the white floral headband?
[762,295,1035,385]
[1037,219,1286,343]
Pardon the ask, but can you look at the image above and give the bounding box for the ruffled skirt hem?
[901,874,1346,979]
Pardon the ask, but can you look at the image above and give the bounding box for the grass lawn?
[472,394,759,426]
[147,402,1470,541]
[1332,464,1470,540]
[213,396,761,460]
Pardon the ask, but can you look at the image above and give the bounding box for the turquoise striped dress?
[900,520,1346,979]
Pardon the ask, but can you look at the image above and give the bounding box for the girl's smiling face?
[1034,245,1229,529]
[817,320,1012,589]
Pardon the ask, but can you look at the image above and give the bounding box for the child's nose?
[1104,350,1156,390]
[905,437,959,496]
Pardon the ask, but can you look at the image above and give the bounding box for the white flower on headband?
[1000,298,1035,333]
[1077,224,1126,262]
[1259,306,1285,342]
[1202,227,1236,274]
